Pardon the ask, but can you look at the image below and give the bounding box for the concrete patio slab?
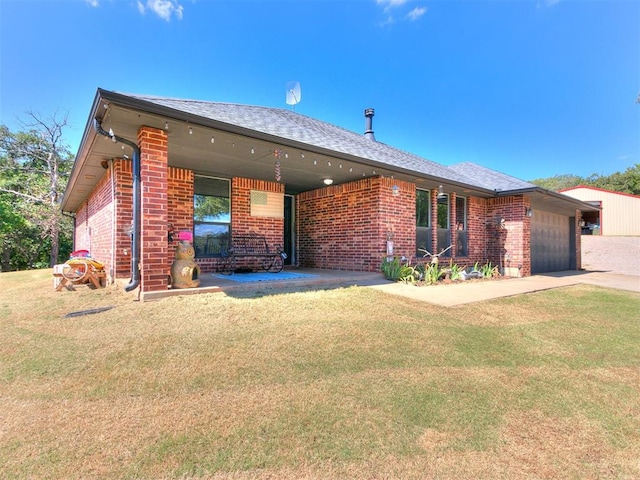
[142,268,639,305]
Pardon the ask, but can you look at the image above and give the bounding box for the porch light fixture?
[164,121,169,130]
[392,185,400,196]
[525,207,533,217]
[323,178,334,186]
[437,185,445,198]
[210,136,215,144]
[188,126,193,135]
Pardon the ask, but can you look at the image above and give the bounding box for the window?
[193,177,230,258]
[416,189,431,257]
[456,196,468,256]
[437,193,451,256]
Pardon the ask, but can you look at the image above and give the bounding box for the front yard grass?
[1,269,639,479]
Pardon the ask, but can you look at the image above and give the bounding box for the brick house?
[61,88,596,296]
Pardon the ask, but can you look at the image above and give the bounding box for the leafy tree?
[0,113,74,270]
[531,164,640,196]
[529,174,585,192]
[590,164,640,195]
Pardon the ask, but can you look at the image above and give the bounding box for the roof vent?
[364,108,376,141]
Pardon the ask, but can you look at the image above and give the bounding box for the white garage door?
[531,210,573,274]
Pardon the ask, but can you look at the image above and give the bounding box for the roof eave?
[497,186,601,211]
[61,89,105,212]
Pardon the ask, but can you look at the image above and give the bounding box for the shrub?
[381,256,413,282]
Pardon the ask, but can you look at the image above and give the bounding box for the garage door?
[531,210,574,274]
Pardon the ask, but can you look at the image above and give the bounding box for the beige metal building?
[560,186,640,236]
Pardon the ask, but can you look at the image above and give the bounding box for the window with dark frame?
[193,176,230,258]
[416,189,432,258]
[436,194,451,257]
[456,196,468,256]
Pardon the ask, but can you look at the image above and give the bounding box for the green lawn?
[1,269,639,479]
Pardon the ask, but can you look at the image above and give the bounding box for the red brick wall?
[228,177,285,271]
[138,126,169,292]
[113,159,133,278]
[466,196,488,264]
[167,167,194,264]
[72,161,116,281]
[486,195,530,276]
[297,177,415,272]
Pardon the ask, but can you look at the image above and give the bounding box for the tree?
[529,173,585,192]
[531,164,640,196]
[591,164,640,195]
[0,113,74,270]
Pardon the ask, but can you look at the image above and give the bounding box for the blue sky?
[1,0,638,182]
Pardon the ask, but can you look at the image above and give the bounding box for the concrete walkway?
[367,270,640,307]
[146,267,639,305]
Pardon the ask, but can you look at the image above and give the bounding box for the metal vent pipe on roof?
[364,108,376,141]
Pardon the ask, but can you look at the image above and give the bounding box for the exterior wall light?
[392,185,400,196]
[525,207,533,217]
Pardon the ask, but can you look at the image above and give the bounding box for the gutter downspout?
[109,159,116,285]
[93,119,141,292]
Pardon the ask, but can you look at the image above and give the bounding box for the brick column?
[138,126,169,292]
[450,192,457,259]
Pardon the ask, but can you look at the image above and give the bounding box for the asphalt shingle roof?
[127,93,482,188]
[448,162,537,192]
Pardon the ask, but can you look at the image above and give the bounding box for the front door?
[284,195,294,265]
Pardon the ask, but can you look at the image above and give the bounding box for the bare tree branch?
[0,187,45,203]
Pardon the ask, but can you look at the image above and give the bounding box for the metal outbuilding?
[559,186,640,236]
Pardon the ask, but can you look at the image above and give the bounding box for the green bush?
[381,257,411,281]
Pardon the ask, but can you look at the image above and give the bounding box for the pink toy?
[177,231,192,242]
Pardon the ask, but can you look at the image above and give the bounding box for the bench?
[221,233,286,274]
[53,262,106,291]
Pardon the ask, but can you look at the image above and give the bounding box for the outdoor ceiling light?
[323,178,334,186]
[437,185,445,197]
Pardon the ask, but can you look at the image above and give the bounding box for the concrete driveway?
[367,236,640,307]
[368,270,640,307]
